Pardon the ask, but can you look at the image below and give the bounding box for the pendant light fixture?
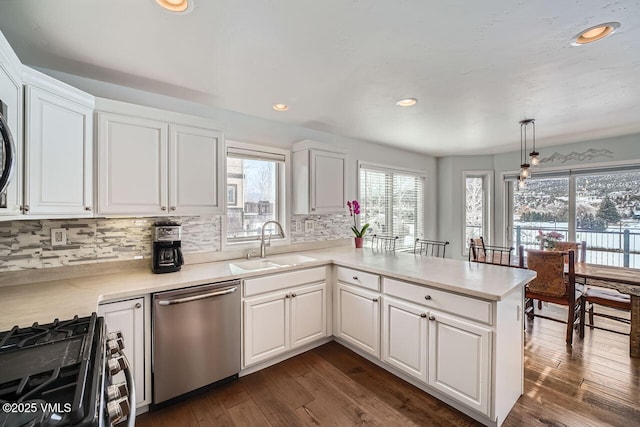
[524,119,539,166]
[519,119,531,180]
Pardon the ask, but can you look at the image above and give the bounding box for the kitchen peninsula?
[0,247,535,427]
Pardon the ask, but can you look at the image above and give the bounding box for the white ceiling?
[1,0,639,156]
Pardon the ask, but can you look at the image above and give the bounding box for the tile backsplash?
[0,213,352,272]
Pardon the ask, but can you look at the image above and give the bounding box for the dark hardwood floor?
[136,305,639,427]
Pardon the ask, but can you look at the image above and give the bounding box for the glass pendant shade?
[530,151,540,166]
[517,176,526,189]
[520,164,530,178]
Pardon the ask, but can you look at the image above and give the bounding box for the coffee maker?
[152,222,184,274]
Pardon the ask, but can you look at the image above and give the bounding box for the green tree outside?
[596,196,621,226]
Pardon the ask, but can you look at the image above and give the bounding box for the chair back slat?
[414,239,449,258]
[469,237,513,266]
[371,234,398,251]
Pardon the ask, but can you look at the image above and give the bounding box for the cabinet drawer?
[383,278,492,325]
[337,266,380,291]
[244,267,326,297]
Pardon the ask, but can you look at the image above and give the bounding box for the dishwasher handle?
[157,286,238,306]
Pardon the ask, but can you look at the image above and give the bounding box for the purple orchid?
[346,200,369,237]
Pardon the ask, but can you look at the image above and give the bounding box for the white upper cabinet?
[23,68,94,216]
[292,140,347,214]
[169,124,222,214]
[0,30,23,216]
[97,112,168,215]
[96,99,223,216]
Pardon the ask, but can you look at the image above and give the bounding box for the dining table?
[510,253,639,357]
[573,263,640,357]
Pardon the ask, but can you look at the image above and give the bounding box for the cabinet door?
[244,290,290,367]
[382,296,428,382]
[97,113,168,215]
[310,150,346,213]
[98,297,147,407]
[335,283,380,357]
[24,87,92,215]
[168,124,222,214]
[428,310,491,416]
[290,283,326,349]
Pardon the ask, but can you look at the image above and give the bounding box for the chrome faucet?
[260,220,285,258]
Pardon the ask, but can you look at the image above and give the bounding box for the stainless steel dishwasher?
[152,280,241,405]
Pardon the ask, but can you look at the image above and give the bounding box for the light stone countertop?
[0,247,535,330]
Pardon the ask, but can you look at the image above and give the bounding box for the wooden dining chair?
[414,239,449,257]
[524,248,583,345]
[580,288,631,336]
[469,237,514,266]
[550,240,587,263]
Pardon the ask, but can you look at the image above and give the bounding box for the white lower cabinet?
[98,296,150,408]
[244,281,326,367]
[428,310,491,416]
[290,284,327,347]
[335,283,380,357]
[381,296,428,382]
[244,289,289,366]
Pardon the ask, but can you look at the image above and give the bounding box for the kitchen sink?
[229,254,317,274]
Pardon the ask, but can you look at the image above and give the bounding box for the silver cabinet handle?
[85,206,92,211]
[161,206,167,211]
[291,293,297,298]
[134,303,142,309]
[428,315,435,321]
[23,205,29,212]
[420,313,427,318]
[170,206,176,211]
[158,286,237,306]
[424,295,432,300]
[352,276,358,280]
[372,298,378,302]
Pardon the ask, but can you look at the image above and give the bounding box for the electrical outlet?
[295,221,302,232]
[305,220,315,232]
[51,228,67,246]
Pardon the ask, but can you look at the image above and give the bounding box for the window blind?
[227,146,286,162]
[359,164,425,250]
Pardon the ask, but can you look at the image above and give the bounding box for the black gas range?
[0,314,135,427]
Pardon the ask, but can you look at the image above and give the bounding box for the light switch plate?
[305,220,315,232]
[51,228,67,246]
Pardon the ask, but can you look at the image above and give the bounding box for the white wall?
[437,155,494,259]
[41,68,438,240]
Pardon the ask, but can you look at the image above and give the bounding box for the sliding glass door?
[507,167,640,267]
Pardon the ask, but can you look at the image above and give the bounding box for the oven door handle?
[157,286,238,306]
[121,351,136,427]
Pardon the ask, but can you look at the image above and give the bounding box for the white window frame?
[462,170,493,256]
[357,161,427,250]
[222,140,290,250]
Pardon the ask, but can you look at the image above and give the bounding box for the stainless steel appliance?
[152,222,184,274]
[152,280,241,405]
[0,106,17,205]
[0,314,135,427]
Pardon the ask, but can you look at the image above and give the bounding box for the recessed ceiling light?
[272,103,289,111]
[571,22,620,46]
[396,98,418,107]
[155,0,193,14]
